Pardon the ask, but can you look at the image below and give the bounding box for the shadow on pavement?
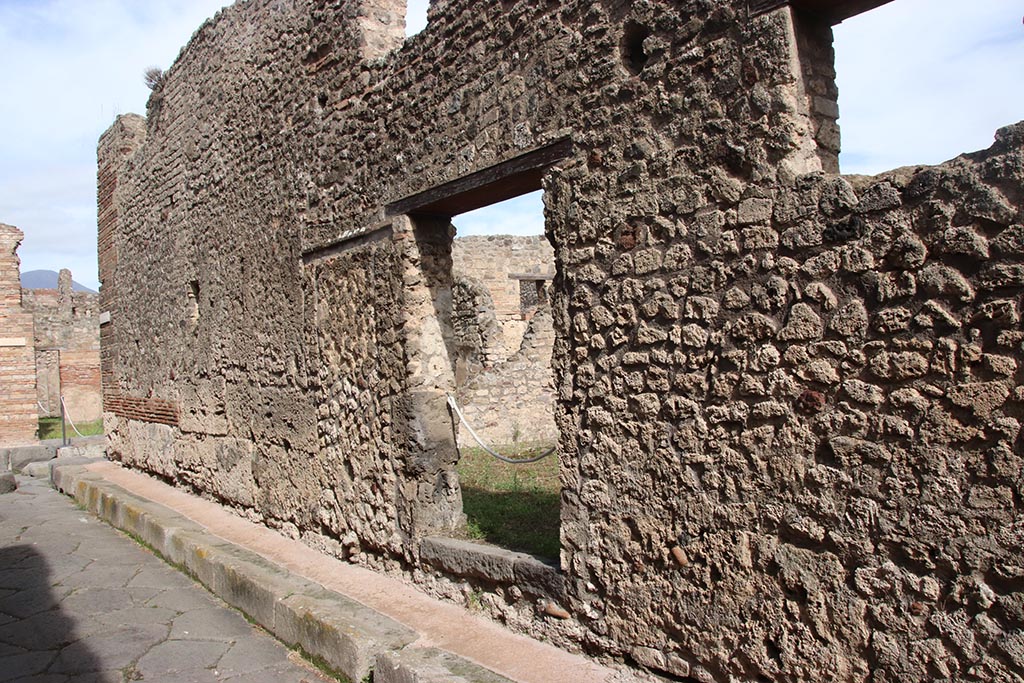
[0,544,104,680]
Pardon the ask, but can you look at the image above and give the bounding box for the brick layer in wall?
[104,395,179,427]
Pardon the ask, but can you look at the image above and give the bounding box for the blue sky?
[0,0,1020,290]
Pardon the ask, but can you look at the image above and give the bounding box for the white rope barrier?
[60,396,87,438]
[446,394,556,465]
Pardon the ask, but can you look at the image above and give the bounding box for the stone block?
[376,647,514,683]
[3,445,57,473]
[419,536,519,583]
[23,461,51,478]
[0,471,16,493]
[513,555,563,601]
[275,592,415,683]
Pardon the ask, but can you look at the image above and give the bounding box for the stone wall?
[99,0,1024,680]
[455,307,557,446]
[452,235,555,358]
[450,235,557,446]
[22,269,102,423]
[0,224,37,446]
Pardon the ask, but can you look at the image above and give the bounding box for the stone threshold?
[419,536,565,609]
[48,458,627,683]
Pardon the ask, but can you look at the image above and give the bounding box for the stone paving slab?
[49,460,637,683]
[0,475,335,683]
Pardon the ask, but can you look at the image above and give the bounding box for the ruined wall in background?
[0,224,37,445]
[450,235,557,446]
[452,235,554,358]
[100,0,1024,680]
[455,307,557,447]
[23,269,102,422]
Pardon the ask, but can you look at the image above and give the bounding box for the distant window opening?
[831,0,1024,174]
[517,277,550,318]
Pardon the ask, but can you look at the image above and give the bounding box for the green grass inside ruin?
[38,416,105,441]
[456,443,561,562]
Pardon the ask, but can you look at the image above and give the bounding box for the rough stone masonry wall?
[100,0,1024,680]
[0,224,38,445]
[22,270,102,422]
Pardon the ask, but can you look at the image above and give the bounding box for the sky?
[0,0,1021,291]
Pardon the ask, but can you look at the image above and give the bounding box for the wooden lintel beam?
[386,137,573,218]
[508,273,555,281]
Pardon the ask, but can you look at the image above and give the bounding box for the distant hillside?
[20,270,97,293]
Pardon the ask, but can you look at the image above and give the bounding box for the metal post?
[60,396,67,446]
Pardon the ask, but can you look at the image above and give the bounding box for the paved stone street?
[0,475,332,683]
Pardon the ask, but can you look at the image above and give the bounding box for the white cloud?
[0,0,229,289]
[454,191,546,238]
[1,0,1018,289]
[834,0,1024,174]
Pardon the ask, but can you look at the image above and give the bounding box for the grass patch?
[38,416,104,440]
[456,443,560,561]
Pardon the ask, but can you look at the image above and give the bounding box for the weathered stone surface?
[946,382,1011,418]
[94,1,1024,681]
[376,647,515,683]
[0,224,38,446]
[0,471,16,493]
[419,537,521,583]
[778,303,824,342]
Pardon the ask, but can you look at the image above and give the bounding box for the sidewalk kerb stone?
[376,647,517,683]
[49,461,427,683]
[275,592,416,682]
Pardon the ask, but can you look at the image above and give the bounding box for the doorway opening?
[449,190,559,561]
[389,140,568,563]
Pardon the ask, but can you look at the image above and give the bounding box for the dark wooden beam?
[750,0,896,24]
[508,272,555,281]
[385,137,573,218]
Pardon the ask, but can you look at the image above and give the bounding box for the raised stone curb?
[1,444,57,472]
[23,460,52,478]
[49,461,511,683]
[376,647,515,683]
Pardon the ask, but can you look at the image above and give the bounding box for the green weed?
[456,444,560,561]
[37,416,104,440]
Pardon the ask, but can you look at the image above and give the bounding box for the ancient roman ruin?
[0,224,37,445]
[97,0,1023,680]
[24,270,103,425]
[451,235,557,446]
[0,225,100,446]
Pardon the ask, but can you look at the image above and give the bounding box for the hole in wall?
[621,21,652,75]
[187,280,200,325]
[405,0,429,38]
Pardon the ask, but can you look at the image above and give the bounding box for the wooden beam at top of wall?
[386,137,573,218]
[749,0,896,24]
